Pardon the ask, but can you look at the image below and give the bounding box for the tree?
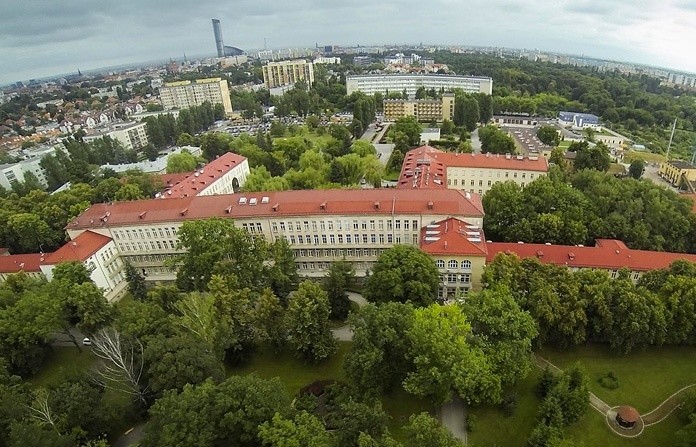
[144,333,224,397]
[537,126,560,146]
[255,288,286,353]
[344,303,415,395]
[441,119,455,136]
[207,275,257,362]
[142,143,159,161]
[478,125,516,154]
[166,151,197,174]
[628,159,645,179]
[114,183,144,201]
[461,96,480,132]
[284,281,338,363]
[391,117,421,146]
[573,141,611,172]
[268,237,299,299]
[403,413,463,447]
[326,391,390,447]
[463,285,537,387]
[404,304,501,405]
[258,412,334,447]
[124,262,147,301]
[364,245,439,307]
[175,218,272,292]
[324,260,355,320]
[91,327,149,406]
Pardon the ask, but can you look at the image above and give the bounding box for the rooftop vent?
[180,208,188,216]
[272,204,279,212]
[505,153,512,159]
[225,205,233,214]
[138,211,147,219]
[374,201,380,209]
[427,201,434,210]
[320,201,327,210]
[568,252,576,260]
[536,250,544,258]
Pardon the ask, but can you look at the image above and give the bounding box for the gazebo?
[616,406,640,429]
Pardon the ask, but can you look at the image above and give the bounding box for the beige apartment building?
[262,59,315,89]
[65,189,486,293]
[384,93,455,122]
[83,121,149,151]
[160,78,233,116]
[398,145,549,196]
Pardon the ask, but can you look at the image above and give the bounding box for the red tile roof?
[68,189,484,230]
[162,152,247,199]
[43,231,112,264]
[397,145,548,190]
[398,146,448,190]
[0,253,45,273]
[420,217,488,257]
[156,172,194,190]
[486,239,696,272]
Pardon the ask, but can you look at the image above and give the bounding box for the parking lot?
[506,126,554,155]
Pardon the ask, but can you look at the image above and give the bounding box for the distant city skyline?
[2,0,696,84]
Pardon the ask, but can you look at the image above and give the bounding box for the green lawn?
[227,343,352,396]
[565,407,683,447]
[468,359,687,447]
[468,369,542,447]
[538,345,696,412]
[227,342,432,442]
[557,140,572,150]
[28,347,97,387]
[623,150,666,164]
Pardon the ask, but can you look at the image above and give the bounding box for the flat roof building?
[262,60,315,89]
[160,78,233,116]
[384,93,455,123]
[346,74,493,96]
[83,121,149,151]
[659,160,696,188]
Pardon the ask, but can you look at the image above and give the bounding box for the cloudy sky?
[2,0,696,85]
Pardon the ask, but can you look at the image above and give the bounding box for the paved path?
[534,354,696,433]
[331,292,369,341]
[471,128,482,154]
[440,395,468,444]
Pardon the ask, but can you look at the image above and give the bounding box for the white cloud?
[1,0,695,84]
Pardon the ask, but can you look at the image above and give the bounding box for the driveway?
[440,395,468,444]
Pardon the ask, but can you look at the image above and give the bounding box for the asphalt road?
[440,395,468,444]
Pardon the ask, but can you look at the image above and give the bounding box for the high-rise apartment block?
[262,60,315,89]
[384,93,455,122]
[160,78,233,116]
[346,74,493,96]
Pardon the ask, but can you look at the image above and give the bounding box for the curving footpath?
[534,354,695,437]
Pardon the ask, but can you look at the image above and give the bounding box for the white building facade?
[346,74,493,96]
[160,78,233,116]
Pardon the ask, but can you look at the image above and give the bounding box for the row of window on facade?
[112,227,178,240]
[118,240,178,252]
[441,273,471,284]
[295,248,387,258]
[287,233,417,246]
[124,253,178,263]
[299,261,376,271]
[269,218,422,234]
[436,259,472,270]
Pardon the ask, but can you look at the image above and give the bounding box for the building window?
[436,259,445,268]
[460,274,470,283]
[447,273,457,283]
[462,260,472,269]
[448,260,458,269]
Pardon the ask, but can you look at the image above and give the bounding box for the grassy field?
[538,345,696,412]
[28,347,97,387]
[623,150,666,164]
[469,353,688,447]
[557,140,573,150]
[608,163,627,175]
[227,342,432,441]
[468,369,543,447]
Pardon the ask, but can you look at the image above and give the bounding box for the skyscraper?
[212,19,224,58]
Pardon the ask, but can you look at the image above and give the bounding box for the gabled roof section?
[420,217,488,257]
[486,240,696,272]
[43,231,112,264]
[67,189,484,230]
[0,253,45,273]
[163,152,247,199]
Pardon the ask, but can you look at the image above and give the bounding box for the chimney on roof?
[272,204,279,212]
[225,205,233,214]
[427,201,434,210]
[568,252,576,260]
[138,211,147,219]
[444,241,448,250]
[374,201,380,209]
[180,208,188,216]
[320,201,327,210]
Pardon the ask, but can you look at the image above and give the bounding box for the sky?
[2,0,696,85]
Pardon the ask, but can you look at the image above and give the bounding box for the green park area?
[623,149,666,164]
[468,344,696,447]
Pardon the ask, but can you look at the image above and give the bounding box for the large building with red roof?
[398,145,548,195]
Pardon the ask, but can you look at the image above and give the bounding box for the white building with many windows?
[397,145,548,196]
[83,121,149,151]
[346,74,493,96]
[65,189,485,289]
[159,78,233,116]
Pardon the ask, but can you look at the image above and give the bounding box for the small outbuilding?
[616,406,640,429]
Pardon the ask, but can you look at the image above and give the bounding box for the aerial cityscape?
[1,2,696,447]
